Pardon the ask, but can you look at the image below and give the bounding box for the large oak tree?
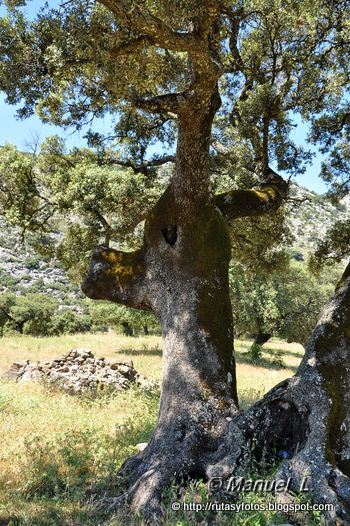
[1,0,350,522]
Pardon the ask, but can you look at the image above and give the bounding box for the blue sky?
[0,93,113,149]
[0,1,328,194]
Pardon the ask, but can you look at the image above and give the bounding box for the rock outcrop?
[3,348,156,394]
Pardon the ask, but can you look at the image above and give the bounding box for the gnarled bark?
[81,83,291,520]
[221,263,350,525]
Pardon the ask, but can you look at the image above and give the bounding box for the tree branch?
[110,35,154,57]
[130,89,187,114]
[81,245,150,310]
[98,0,200,53]
[211,139,239,163]
[211,139,260,175]
[225,8,245,73]
[215,170,288,221]
[107,154,175,174]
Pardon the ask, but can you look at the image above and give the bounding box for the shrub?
[11,294,57,336]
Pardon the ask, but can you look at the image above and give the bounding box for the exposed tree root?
[86,268,350,524]
[101,410,245,521]
[105,355,350,524]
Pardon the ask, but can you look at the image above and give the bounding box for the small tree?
[9,294,57,336]
[231,260,341,347]
[88,301,158,335]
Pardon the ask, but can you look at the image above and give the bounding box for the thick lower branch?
[215,171,288,221]
[81,245,149,310]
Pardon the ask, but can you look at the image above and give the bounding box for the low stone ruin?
[3,348,156,394]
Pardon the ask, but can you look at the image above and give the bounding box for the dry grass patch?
[0,334,305,525]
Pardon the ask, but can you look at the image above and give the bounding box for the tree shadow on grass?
[116,345,162,357]
[0,440,151,526]
[237,340,304,359]
[235,350,298,373]
[262,346,305,359]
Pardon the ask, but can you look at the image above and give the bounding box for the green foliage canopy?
[0,139,165,278]
[0,0,348,182]
[230,260,342,344]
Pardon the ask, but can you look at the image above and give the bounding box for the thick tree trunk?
[81,87,291,520]
[216,264,350,525]
[119,270,238,514]
[112,94,241,513]
[143,325,149,336]
[82,89,244,517]
[111,203,239,517]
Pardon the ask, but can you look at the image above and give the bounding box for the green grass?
[0,333,306,525]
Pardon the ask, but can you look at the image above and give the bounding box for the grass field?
[0,333,309,525]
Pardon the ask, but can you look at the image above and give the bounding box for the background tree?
[0,293,91,336]
[0,139,163,334]
[49,308,91,336]
[7,293,57,336]
[0,292,16,336]
[0,140,165,276]
[231,260,342,347]
[0,0,349,521]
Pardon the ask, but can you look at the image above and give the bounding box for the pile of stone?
[3,348,156,394]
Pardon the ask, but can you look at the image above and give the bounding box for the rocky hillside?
[288,184,347,255]
[0,183,347,301]
[0,218,83,307]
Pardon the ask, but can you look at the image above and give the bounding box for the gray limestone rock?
[2,348,157,395]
